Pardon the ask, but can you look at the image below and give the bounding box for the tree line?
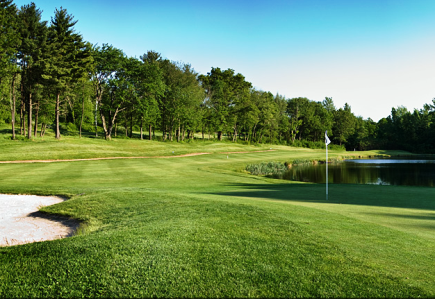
[1,1,434,153]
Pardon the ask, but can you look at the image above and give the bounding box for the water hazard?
[283,158,435,187]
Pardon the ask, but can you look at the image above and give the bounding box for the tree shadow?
[362,212,435,221]
[0,129,13,135]
[360,211,435,232]
[208,182,435,211]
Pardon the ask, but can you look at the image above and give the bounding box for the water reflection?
[283,159,435,187]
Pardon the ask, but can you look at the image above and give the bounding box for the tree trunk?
[162,116,166,141]
[63,100,67,124]
[177,125,181,142]
[125,114,128,137]
[79,85,85,138]
[99,110,109,140]
[20,82,25,136]
[10,74,16,140]
[169,121,173,141]
[27,92,32,140]
[33,102,39,137]
[217,131,222,141]
[182,125,185,141]
[176,126,179,142]
[106,123,114,140]
[233,125,237,142]
[102,106,123,141]
[95,99,99,137]
[55,93,61,139]
[149,124,152,140]
[67,96,75,124]
[129,113,133,138]
[40,123,46,137]
[140,117,143,140]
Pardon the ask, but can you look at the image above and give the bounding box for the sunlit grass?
[0,131,432,297]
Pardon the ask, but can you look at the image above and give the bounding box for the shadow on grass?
[208,182,435,211]
[361,212,435,221]
[0,129,13,134]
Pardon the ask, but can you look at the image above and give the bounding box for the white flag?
[325,131,331,146]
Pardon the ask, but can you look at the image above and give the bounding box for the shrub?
[290,140,346,151]
[245,162,287,176]
[80,122,94,133]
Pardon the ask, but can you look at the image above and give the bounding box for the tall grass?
[245,161,287,176]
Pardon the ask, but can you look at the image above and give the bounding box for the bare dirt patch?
[0,150,276,164]
[219,149,277,154]
[0,194,79,247]
[0,153,212,164]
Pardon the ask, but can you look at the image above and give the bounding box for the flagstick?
[326,145,328,200]
[325,130,330,200]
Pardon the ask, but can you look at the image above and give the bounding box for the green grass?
[0,132,433,297]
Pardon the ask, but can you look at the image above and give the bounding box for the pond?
[283,158,435,187]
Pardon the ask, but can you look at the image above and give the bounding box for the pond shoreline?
[246,155,435,186]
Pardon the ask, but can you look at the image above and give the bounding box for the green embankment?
[0,136,432,298]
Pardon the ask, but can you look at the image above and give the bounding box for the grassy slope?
[0,136,433,297]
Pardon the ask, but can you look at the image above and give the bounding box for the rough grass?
[0,134,433,297]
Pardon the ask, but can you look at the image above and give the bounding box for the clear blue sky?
[13,0,435,121]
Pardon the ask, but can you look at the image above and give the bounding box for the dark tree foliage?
[17,3,47,139]
[45,7,91,139]
[198,67,252,141]
[376,102,435,153]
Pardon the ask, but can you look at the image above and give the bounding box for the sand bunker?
[0,194,79,247]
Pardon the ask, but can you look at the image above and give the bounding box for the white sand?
[0,194,78,247]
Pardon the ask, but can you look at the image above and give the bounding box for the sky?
[12,0,435,121]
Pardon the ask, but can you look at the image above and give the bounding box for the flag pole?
[325,130,330,200]
[326,139,328,200]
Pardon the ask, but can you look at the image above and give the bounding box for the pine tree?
[0,0,19,80]
[0,0,20,139]
[44,7,91,139]
[17,3,48,139]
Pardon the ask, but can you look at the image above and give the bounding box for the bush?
[290,140,346,151]
[288,159,313,165]
[67,122,78,131]
[59,122,78,132]
[245,162,287,176]
[80,122,94,133]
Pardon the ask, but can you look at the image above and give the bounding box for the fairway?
[0,139,433,298]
